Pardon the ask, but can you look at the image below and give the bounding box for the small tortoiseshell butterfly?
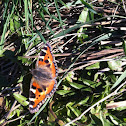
[29,43,58,113]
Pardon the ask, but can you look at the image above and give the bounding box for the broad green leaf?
[10,18,15,32]
[67,102,81,117]
[66,106,71,117]
[116,106,126,111]
[123,39,126,55]
[108,60,122,71]
[94,72,101,81]
[82,79,98,88]
[76,96,89,106]
[13,93,28,106]
[78,8,88,23]
[109,115,119,125]
[16,109,20,117]
[65,71,75,82]
[69,82,85,89]
[17,75,24,83]
[18,56,33,64]
[89,114,102,126]
[81,87,92,92]
[109,75,116,83]
[56,90,72,95]
[86,62,100,70]
[99,111,114,126]
[8,110,16,119]
[0,49,5,57]
[14,15,21,29]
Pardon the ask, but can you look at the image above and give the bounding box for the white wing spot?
[29,105,33,108]
[39,56,44,59]
[30,88,36,94]
[41,49,47,53]
[29,98,35,101]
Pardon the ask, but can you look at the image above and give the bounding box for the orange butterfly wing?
[29,43,58,113]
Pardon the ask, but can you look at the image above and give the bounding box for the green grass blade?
[58,0,68,8]
[0,3,15,50]
[28,98,50,124]
[24,0,29,29]
[54,0,63,28]
[54,22,85,38]
[111,70,126,90]
[80,0,97,14]
[28,1,33,37]
[3,0,9,19]
[26,34,38,45]
[34,24,46,44]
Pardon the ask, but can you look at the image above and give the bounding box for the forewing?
[37,43,58,78]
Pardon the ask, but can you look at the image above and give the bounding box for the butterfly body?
[29,43,58,113]
[31,67,53,86]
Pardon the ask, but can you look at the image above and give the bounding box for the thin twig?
[49,101,65,125]
[4,100,17,119]
[122,0,126,14]
[59,52,124,73]
[2,112,29,126]
[106,100,126,109]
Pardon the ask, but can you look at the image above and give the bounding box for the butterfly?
[29,43,58,113]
